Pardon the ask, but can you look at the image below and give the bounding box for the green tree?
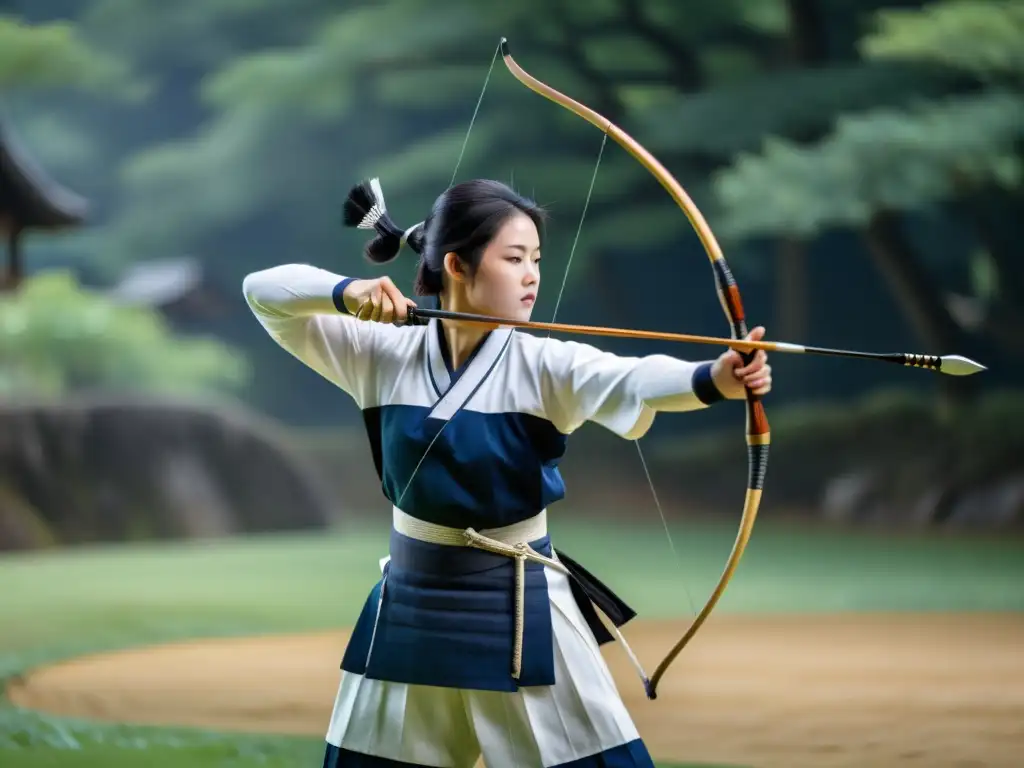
[711,0,1024,407]
[0,13,144,275]
[11,1,1002,423]
[95,1,939,316]
[0,14,135,92]
[0,271,248,397]
[861,0,1024,322]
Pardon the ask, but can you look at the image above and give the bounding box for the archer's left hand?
[711,326,772,399]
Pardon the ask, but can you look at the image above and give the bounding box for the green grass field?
[2,515,1023,768]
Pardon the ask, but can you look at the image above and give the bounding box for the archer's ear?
[443,252,467,284]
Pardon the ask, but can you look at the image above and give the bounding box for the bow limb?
[500,38,770,700]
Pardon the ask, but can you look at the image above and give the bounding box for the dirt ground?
[7,613,1024,768]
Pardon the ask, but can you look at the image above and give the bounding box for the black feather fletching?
[342,180,378,228]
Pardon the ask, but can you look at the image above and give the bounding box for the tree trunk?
[620,0,704,90]
[774,0,826,395]
[861,210,977,411]
[784,0,829,64]
[962,191,1024,360]
[3,227,22,292]
[775,237,810,392]
[963,190,1024,308]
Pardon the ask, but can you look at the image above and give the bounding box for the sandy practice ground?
[8,613,1024,768]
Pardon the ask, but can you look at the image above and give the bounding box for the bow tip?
[643,677,657,701]
[499,37,511,56]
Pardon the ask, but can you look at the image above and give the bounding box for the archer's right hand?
[342,277,417,324]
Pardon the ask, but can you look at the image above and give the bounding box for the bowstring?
[544,134,697,622]
[445,43,519,747]
[395,41,500,511]
[398,38,696,653]
[545,134,605,327]
[449,42,500,188]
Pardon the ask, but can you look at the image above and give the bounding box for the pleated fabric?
[324,564,652,768]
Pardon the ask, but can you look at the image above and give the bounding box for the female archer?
[242,177,771,768]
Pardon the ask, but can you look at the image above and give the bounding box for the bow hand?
[712,326,772,398]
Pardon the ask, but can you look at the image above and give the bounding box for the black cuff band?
[332,277,358,314]
[692,362,725,405]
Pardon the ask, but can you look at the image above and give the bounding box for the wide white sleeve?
[241,263,383,407]
[538,339,724,439]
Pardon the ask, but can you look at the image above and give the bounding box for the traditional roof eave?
[0,116,89,231]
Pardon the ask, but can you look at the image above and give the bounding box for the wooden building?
[0,117,88,291]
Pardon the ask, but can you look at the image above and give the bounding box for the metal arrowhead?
[940,355,987,376]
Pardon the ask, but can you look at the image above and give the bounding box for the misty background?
[2,0,1023,552]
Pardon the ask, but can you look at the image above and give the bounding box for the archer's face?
[463,211,541,322]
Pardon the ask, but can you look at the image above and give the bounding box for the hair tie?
[400,221,424,248]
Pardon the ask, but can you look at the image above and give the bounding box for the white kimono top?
[243,263,724,691]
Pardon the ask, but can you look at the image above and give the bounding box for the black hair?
[342,177,547,296]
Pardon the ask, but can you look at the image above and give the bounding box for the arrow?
[405,306,986,376]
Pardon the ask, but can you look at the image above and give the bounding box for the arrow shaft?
[411,306,865,359]
[410,306,790,350]
[405,306,984,375]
